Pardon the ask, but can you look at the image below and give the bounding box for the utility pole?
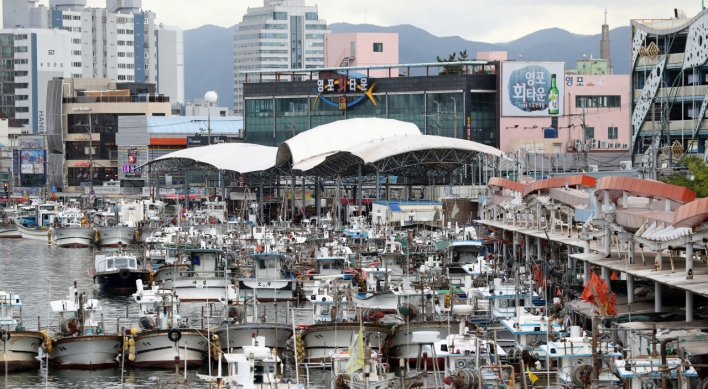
[88,112,93,207]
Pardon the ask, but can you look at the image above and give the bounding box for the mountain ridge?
[184,22,630,109]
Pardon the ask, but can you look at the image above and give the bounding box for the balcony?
[63,95,170,104]
[635,53,684,70]
[634,84,708,100]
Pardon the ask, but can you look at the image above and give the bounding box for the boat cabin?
[185,249,226,278]
[0,291,21,328]
[361,268,394,293]
[539,334,622,385]
[251,254,285,280]
[448,240,485,267]
[315,257,346,277]
[471,280,537,320]
[614,356,697,389]
[94,254,138,273]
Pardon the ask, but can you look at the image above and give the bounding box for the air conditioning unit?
[620,161,632,171]
[588,165,599,172]
[591,139,599,149]
[574,138,583,151]
[600,141,609,149]
[608,142,615,149]
[622,143,629,149]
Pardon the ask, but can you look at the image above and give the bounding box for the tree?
[436,50,468,75]
[659,156,708,197]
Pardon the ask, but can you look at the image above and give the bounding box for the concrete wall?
[325,33,398,77]
[500,73,630,153]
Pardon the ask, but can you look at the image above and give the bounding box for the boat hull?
[238,280,293,302]
[53,228,95,248]
[216,323,292,354]
[350,291,400,312]
[301,323,392,363]
[98,226,135,247]
[49,335,122,369]
[170,278,237,302]
[387,321,458,370]
[0,331,43,372]
[17,224,51,241]
[0,224,20,238]
[128,329,208,368]
[94,269,151,293]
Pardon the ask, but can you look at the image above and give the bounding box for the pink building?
[324,33,399,78]
[501,73,630,154]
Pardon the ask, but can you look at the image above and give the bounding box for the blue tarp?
[389,203,402,212]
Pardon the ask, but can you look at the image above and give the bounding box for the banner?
[502,62,565,117]
[19,150,46,174]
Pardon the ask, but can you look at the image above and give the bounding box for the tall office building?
[233,0,330,116]
[1,0,184,133]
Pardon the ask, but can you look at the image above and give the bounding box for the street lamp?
[204,91,218,146]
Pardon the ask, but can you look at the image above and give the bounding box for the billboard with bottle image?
[501,62,565,117]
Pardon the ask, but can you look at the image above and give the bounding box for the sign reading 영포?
[317,76,369,94]
[501,62,565,117]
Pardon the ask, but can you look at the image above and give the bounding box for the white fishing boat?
[128,279,207,368]
[215,296,292,355]
[97,225,135,247]
[0,291,44,372]
[300,320,391,364]
[48,283,122,369]
[198,335,299,389]
[539,327,622,388]
[18,202,60,241]
[238,254,293,302]
[350,267,427,312]
[156,248,238,302]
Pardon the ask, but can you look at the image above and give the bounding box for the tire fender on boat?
[0,329,10,342]
[119,268,131,280]
[168,329,182,343]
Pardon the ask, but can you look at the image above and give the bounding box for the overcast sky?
[36,0,708,42]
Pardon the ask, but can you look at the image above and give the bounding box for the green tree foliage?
[436,50,468,75]
[659,156,708,197]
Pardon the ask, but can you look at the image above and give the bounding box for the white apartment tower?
[233,0,330,115]
[1,0,184,132]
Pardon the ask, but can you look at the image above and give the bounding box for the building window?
[305,24,326,30]
[63,15,71,20]
[608,127,618,139]
[72,38,81,44]
[373,43,383,52]
[117,63,134,69]
[13,46,27,53]
[273,12,287,20]
[14,71,28,77]
[575,95,621,108]
[71,62,82,67]
[585,126,595,139]
[73,73,82,78]
[72,15,80,20]
[13,34,27,40]
[551,117,558,129]
[13,59,28,64]
[71,50,82,55]
[305,12,318,20]
[305,34,324,39]
[118,41,125,46]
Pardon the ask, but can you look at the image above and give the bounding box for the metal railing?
[63,95,170,104]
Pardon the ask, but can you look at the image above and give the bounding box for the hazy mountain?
[183,22,630,109]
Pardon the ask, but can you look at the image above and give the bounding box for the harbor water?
[0,239,324,388]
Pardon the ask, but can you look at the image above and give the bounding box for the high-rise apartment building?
[1,0,184,133]
[233,0,330,116]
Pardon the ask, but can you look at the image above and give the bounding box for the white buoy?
[464,276,472,289]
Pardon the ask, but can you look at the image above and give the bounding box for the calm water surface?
[0,239,328,388]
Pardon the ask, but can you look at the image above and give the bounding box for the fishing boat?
[127,279,208,368]
[53,226,95,248]
[539,326,623,388]
[198,335,299,389]
[386,319,459,370]
[48,283,122,369]
[92,250,151,293]
[447,239,486,275]
[238,253,294,302]
[300,320,392,363]
[97,225,135,247]
[350,268,427,312]
[215,296,292,355]
[17,202,59,241]
[156,248,238,302]
[0,291,44,372]
[329,343,398,389]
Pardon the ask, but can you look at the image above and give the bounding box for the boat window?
[114,257,131,269]
[331,261,343,270]
[167,248,177,257]
[322,263,331,270]
[318,304,330,316]
[107,259,114,269]
[258,259,266,269]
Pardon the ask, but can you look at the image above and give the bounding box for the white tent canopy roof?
[276,118,421,170]
[152,143,278,174]
[343,134,503,163]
